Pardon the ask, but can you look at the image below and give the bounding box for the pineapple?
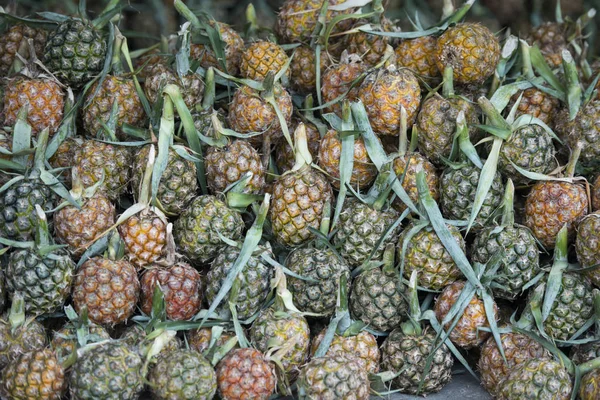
[6,206,74,315]
[0,24,47,76]
[345,14,396,67]
[140,262,203,321]
[0,293,47,370]
[0,349,65,400]
[576,213,600,286]
[48,136,83,187]
[187,328,238,355]
[321,51,366,116]
[51,319,111,364]
[526,22,568,68]
[190,20,244,76]
[215,348,276,400]
[497,358,572,400]
[310,329,380,374]
[274,118,321,174]
[555,100,600,173]
[395,36,441,82]
[239,40,290,83]
[143,62,204,109]
[289,46,330,94]
[148,349,217,400]
[297,355,370,399]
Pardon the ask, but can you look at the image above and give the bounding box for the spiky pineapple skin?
[6,248,74,315]
[398,223,465,290]
[44,20,107,86]
[524,181,588,249]
[538,273,594,341]
[240,41,290,82]
[350,267,408,332]
[206,245,273,320]
[580,370,600,400]
[190,21,244,75]
[526,22,567,68]
[576,213,600,286]
[318,129,377,189]
[83,75,146,139]
[555,100,600,173]
[499,124,556,184]
[321,55,366,116]
[436,23,500,84]
[391,151,440,212]
[69,342,144,400]
[345,18,393,67]
[0,24,47,76]
[297,355,370,400]
[143,63,204,109]
[289,46,330,93]
[49,136,83,187]
[174,195,244,264]
[227,84,293,145]
[275,0,356,44]
[0,349,65,400]
[3,78,64,137]
[149,349,217,400]
[132,145,197,215]
[592,175,600,211]
[478,332,550,396]
[358,66,421,136]
[72,257,140,326]
[395,36,440,80]
[205,140,265,195]
[440,163,504,227]
[118,210,167,267]
[140,263,203,321]
[507,88,560,128]
[334,199,401,268]
[434,281,498,349]
[472,225,540,300]
[250,307,310,378]
[310,329,380,374]
[74,139,132,200]
[0,180,56,241]
[416,95,479,166]
[51,322,111,364]
[286,248,350,317]
[381,328,453,395]
[0,317,47,370]
[54,192,115,257]
[498,358,572,400]
[270,165,333,247]
[216,348,276,400]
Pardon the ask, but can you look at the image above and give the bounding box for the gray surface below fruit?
[380,371,492,399]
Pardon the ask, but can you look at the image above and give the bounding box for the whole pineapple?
[227,83,293,146]
[289,46,330,94]
[358,65,421,136]
[72,256,140,326]
[525,181,588,248]
[286,247,350,317]
[440,162,504,227]
[3,76,64,137]
[555,101,600,172]
[44,19,107,86]
[206,245,273,320]
[321,51,367,116]
[381,327,453,394]
[118,209,167,267]
[69,341,144,399]
[576,213,600,286]
[140,263,203,321]
[391,151,440,212]
[434,281,498,349]
[73,139,132,200]
[498,358,572,400]
[398,222,465,290]
[297,355,370,400]
[215,348,276,400]
[239,40,290,82]
[310,329,380,374]
[436,23,500,84]
[0,295,47,370]
[174,195,244,264]
[0,349,65,400]
[148,349,217,400]
[317,129,377,189]
[83,74,147,140]
[0,24,47,76]
[395,36,441,81]
[478,332,550,397]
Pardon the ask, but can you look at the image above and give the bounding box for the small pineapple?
[118,209,168,268]
[297,355,370,399]
[321,51,366,116]
[576,213,600,286]
[289,46,330,94]
[497,358,572,400]
[239,40,290,83]
[310,329,380,374]
[395,36,441,82]
[0,349,65,400]
[143,62,204,109]
[215,348,276,400]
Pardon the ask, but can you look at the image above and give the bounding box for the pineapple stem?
[139,145,156,206]
[8,293,26,331]
[565,142,581,178]
[319,202,332,237]
[291,123,312,171]
[398,105,408,155]
[477,96,512,131]
[110,31,124,75]
[201,67,216,112]
[34,205,50,247]
[380,244,396,274]
[520,40,535,80]
[32,128,49,179]
[442,66,455,97]
[500,179,515,226]
[370,164,394,211]
[578,357,600,375]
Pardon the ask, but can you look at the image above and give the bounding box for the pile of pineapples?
[2,0,600,399]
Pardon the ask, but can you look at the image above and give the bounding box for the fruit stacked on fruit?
[2,0,600,399]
